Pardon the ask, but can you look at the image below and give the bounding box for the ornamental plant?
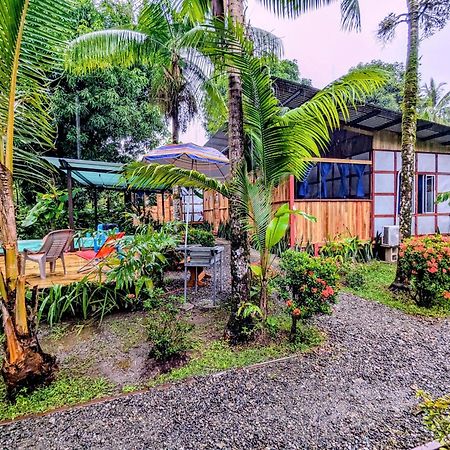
[399,235,450,307]
[278,250,339,339]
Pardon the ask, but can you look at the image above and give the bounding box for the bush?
[320,236,373,263]
[417,390,450,448]
[186,227,215,247]
[400,235,450,307]
[344,267,366,289]
[38,278,141,326]
[145,296,193,362]
[278,250,339,338]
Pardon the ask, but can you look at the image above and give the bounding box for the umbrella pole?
[184,189,189,304]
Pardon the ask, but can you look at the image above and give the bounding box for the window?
[418,174,435,214]
[295,161,371,200]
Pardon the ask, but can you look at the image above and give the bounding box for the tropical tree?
[67,0,221,219]
[419,77,450,124]
[352,60,405,111]
[377,0,450,287]
[125,30,386,326]
[0,0,70,394]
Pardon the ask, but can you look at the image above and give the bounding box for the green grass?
[0,375,114,422]
[152,325,323,386]
[343,261,450,318]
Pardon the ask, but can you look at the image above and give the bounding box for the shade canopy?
[142,143,230,180]
[44,157,126,189]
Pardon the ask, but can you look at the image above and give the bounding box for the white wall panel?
[374,173,395,193]
[374,196,395,215]
[374,151,394,171]
[417,216,436,235]
[438,154,450,172]
[437,174,450,213]
[417,153,435,172]
[438,215,450,234]
[396,152,402,168]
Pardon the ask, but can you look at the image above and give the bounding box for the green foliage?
[21,187,75,230]
[107,226,180,294]
[53,0,167,161]
[342,261,450,317]
[0,376,113,421]
[352,60,404,111]
[344,266,366,289]
[417,390,450,448]
[186,227,215,247]
[152,331,322,385]
[145,296,194,362]
[37,278,138,326]
[278,250,339,320]
[319,236,373,263]
[419,78,450,125]
[399,235,450,308]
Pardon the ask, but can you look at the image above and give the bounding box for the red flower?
[443,291,450,300]
[428,266,438,274]
[292,308,301,317]
[286,300,293,308]
[311,288,318,293]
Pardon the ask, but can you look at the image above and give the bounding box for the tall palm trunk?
[392,0,419,289]
[225,0,251,339]
[0,163,57,396]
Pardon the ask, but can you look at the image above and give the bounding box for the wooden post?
[289,175,295,247]
[67,169,74,230]
[93,188,98,227]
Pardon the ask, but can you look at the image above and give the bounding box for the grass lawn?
[342,261,450,318]
[0,311,322,422]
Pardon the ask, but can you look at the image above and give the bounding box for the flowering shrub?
[399,235,450,307]
[278,250,339,338]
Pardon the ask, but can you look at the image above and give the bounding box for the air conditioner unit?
[382,225,400,247]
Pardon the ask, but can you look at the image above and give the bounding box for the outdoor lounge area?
[2,1,450,449]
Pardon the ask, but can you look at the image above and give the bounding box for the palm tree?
[419,78,450,124]
[68,1,222,219]
[125,31,386,323]
[377,0,450,288]
[0,0,70,394]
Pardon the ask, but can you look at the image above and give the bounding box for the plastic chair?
[22,229,74,279]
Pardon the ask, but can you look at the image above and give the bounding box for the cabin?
[200,78,450,245]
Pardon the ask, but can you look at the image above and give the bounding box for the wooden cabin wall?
[203,191,229,232]
[203,181,291,233]
[292,200,372,244]
[150,193,174,223]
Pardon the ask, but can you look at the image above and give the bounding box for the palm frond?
[0,0,72,173]
[124,161,229,197]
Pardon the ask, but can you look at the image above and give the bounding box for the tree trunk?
[0,163,57,397]
[225,0,251,341]
[391,0,419,289]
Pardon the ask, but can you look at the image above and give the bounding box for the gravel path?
[2,294,449,450]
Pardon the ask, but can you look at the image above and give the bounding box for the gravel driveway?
[1,294,449,450]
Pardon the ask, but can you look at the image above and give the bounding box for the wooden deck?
[0,252,101,289]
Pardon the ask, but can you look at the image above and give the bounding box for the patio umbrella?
[142,143,230,180]
[142,143,230,302]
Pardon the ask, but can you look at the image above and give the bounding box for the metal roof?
[205,78,450,150]
[44,157,128,189]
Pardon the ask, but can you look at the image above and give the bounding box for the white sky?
[181,0,450,144]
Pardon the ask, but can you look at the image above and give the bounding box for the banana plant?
[0,0,70,394]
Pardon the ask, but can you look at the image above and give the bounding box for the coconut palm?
[0,0,70,394]
[377,0,450,288]
[419,78,450,124]
[125,31,386,323]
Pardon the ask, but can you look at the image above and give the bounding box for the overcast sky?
[181,0,450,144]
